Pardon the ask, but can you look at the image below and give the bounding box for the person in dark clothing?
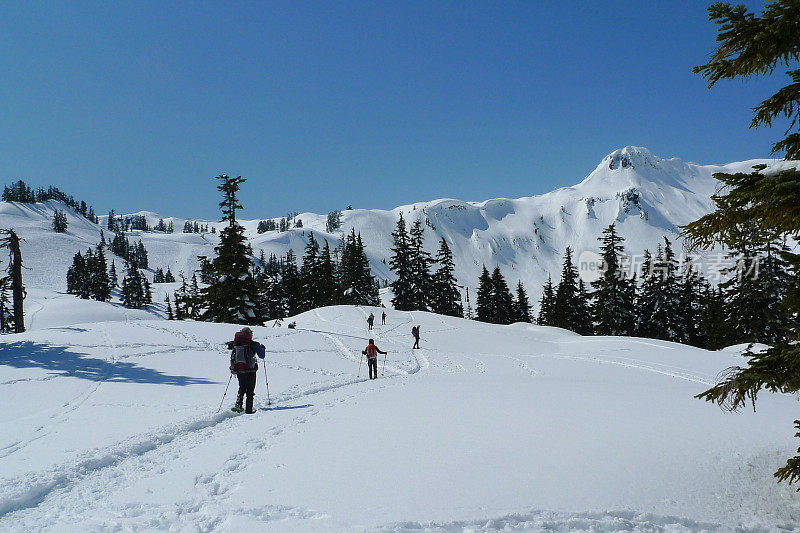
[362,338,387,380]
[412,325,420,349]
[381,311,386,325]
[367,313,374,331]
[227,326,266,414]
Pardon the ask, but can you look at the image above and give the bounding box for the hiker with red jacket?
[226,326,266,414]
[362,338,387,380]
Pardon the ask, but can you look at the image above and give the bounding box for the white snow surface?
[0,305,799,531]
[2,146,797,307]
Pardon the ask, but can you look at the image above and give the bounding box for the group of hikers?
[225,312,423,413]
[366,311,387,330]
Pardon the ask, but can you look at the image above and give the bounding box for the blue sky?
[0,1,784,220]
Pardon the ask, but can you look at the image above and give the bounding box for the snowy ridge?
[0,147,795,327]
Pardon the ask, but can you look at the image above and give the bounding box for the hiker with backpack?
[367,313,375,331]
[226,326,266,414]
[362,338,387,380]
[412,325,420,349]
[381,311,386,325]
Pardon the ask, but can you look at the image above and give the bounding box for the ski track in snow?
[0,307,792,531]
[0,317,420,528]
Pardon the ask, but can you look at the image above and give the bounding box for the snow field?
[0,304,798,531]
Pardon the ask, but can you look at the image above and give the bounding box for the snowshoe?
[231,406,244,413]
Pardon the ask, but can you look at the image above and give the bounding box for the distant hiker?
[412,325,420,349]
[367,313,374,331]
[226,326,266,414]
[381,311,386,325]
[362,338,387,380]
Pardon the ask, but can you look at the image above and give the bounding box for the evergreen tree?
[52,210,68,233]
[553,247,591,333]
[490,267,514,325]
[164,267,175,283]
[649,238,682,341]
[687,2,800,487]
[677,257,706,347]
[166,294,174,320]
[635,249,659,338]
[300,232,321,310]
[537,275,556,326]
[317,239,338,307]
[475,266,494,323]
[89,246,112,302]
[513,281,532,323]
[408,220,433,311]
[66,251,90,299]
[700,286,728,350]
[590,223,635,335]
[389,214,415,311]
[121,262,145,309]
[109,260,118,288]
[201,175,259,324]
[281,250,302,316]
[430,238,463,317]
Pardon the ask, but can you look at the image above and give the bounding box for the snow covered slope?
[0,306,797,531]
[0,146,796,324]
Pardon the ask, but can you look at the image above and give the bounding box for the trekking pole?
[263,363,271,407]
[358,351,364,377]
[382,351,388,375]
[217,374,233,413]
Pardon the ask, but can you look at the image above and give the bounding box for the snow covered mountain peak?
[603,145,660,171]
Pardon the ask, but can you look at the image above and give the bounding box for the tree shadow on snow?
[0,341,214,386]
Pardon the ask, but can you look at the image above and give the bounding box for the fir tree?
[590,223,635,336]
[166,294,174,320]
[553,247,591,334]
[52,210,68,233]
[300,232,321,310]
[687,1,800,487]
[475,266,494,323]
[513,281,532,323]
[281,250,302,317]
[537,275,556,326]
[202,175,259,324]
[89,246,111,302]
[121,262,145,309]
[430,238,463,317]
[389,214,415,311]
[317,239,338,307]
[700,286,728,350]
[109,260,118,288]
[490,267,514,325]
[408,220,433,311]
[164,267,175,283]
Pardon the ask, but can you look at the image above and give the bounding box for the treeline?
[256,214,303,234]
[388,214,463,317]
[475,267,532,324]
[108,232,149,269]
[66,243,153,308]
[168,228,379,322]
[532,223,796,350]
[3,180,99,223]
